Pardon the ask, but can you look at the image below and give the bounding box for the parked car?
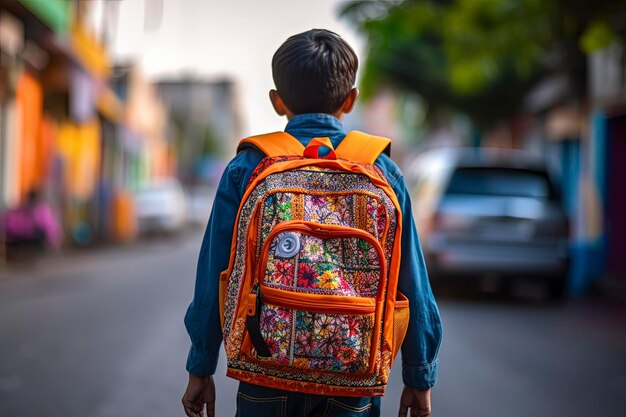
[407,148,570,299]
[135,179,187,235]
[185,185,215,226]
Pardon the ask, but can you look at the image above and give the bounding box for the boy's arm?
[184,162,243,376]
[394,176,443,390]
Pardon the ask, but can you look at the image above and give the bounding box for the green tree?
[342,0,626,129]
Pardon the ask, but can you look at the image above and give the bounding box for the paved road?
[1,233,624,417]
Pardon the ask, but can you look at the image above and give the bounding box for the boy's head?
[270,29,359,118]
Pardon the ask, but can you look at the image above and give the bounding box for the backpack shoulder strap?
[335,130,391,164]
[237,131,305,157]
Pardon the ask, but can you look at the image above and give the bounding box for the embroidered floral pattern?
[304,194,354,226]
[263,231,380,297]
[293,311,374,373]
[259,304,292,363]
[317,270,340,290]
[247,155,302,185]
[376,203,387,238]
[303,240,324,262]
[272,260,295,286]
[297,264,318,288]
[258,306,374,373]
[260,193,296,241]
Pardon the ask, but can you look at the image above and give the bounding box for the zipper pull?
[245,283,272,358]
[246,283,260,317]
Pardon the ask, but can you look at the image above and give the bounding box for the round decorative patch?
[275,232,300,258]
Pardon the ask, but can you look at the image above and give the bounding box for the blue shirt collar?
[284,113,346,143]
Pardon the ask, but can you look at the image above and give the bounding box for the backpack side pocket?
[392,291,410,362]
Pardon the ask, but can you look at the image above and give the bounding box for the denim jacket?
[184,113,442,390]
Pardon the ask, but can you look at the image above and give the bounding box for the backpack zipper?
[259,285,376,315]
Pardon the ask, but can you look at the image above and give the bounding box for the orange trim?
[335,131,391,164]
[227,368,386,397]
[261,286,376,315]
[238,132,304,157]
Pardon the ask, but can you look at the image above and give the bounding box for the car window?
[445,167,553,199]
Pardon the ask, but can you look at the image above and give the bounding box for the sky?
[102,0,365,136]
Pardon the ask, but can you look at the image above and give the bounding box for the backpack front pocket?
[241,221,386,374]
[251,294,377,374]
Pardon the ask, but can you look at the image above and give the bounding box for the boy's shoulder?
[227,145,266,172]
[373,149,403,189]
[221,146,266,195]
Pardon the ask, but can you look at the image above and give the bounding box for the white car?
[135,179,187,234]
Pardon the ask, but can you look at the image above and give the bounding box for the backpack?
[219,131,410,397]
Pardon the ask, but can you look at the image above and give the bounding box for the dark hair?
[272,29,358,115]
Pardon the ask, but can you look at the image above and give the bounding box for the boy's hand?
[182,374,215,417]
[398,387,431,417]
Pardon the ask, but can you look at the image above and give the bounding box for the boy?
[182,29,442,417]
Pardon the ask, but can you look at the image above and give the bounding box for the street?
[1,233,625,417]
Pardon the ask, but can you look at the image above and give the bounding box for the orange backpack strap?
[237,132,305,157]
[335,131,391,164]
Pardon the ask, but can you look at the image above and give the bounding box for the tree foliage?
[342,0,626,128]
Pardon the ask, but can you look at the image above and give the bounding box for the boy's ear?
[269,90,289,116]
[340,88,359,115]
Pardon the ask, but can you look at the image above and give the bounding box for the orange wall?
[15,72,44,200]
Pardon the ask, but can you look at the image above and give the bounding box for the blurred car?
[186,185,215,225]
[135,179,187,235]
[407,148,570,299]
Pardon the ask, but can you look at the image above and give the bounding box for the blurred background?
[0,0,625,416]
